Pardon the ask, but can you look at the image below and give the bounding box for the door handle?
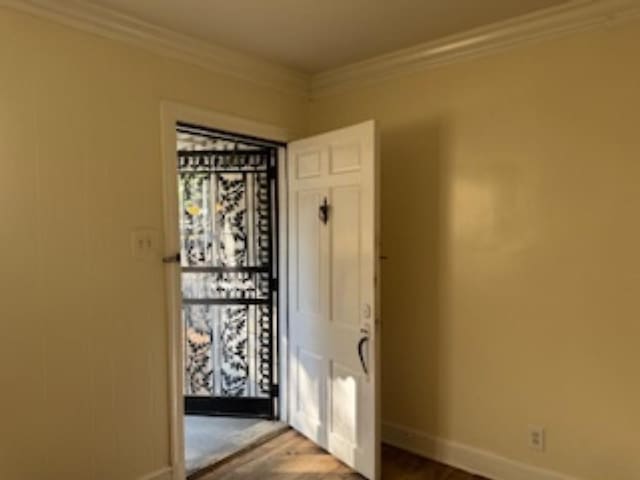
[358,327,370,375]
[162,252,181,264]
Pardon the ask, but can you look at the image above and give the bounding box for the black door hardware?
[319,197,330,224]
[162,253,181,264]
[358,327,370,375]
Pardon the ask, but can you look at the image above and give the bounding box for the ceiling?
[86,0,570,73]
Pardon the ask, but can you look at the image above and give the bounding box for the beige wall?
[0,8,306,480]
[308,18,640,480]
[2,5,639,480]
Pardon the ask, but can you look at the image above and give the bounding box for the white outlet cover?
[528,425,546,452]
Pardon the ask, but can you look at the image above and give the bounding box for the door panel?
[330,143,361,173]
[331,186,361,328]
[329,361,358,444]
[295,189,325,317]
[288,121,378,479]
[295,347,323,431]
[296,151,323,179]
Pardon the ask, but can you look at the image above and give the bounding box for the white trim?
[4,0,640,100]
[137,467,173,480]
[382,422,582,480]
[160,101,292,480]
[277,146,290,422]
[373,126,382,480]
[0,0,309,97]
[2,0,640,98]
[311,0,640,97]
[160,104,186,480]
[162,102,296,144]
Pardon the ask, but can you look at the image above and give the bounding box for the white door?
[287,121,379,479]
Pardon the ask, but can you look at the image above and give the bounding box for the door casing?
[160,102,293,480]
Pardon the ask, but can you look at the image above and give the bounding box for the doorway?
[177,123,280,418]
[161,103,379,480]
[174,123,285,476]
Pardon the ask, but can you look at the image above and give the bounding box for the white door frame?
[160,101,293,480]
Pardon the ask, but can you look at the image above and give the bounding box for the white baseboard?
[382,422,580,480]
[138,467,173,480]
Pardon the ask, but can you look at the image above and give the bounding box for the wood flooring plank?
[192,429,490,480]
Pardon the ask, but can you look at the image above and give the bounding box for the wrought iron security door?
[177,124,279,418]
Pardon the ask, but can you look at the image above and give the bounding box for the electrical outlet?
[528,425,545,451]
[131,228,159,259]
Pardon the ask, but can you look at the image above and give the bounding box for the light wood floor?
[191,429,490,480]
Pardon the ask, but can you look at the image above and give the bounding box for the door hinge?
[271,384,280,397]
[270,277,278,292]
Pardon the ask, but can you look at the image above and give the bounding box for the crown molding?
[2,0,639,100]
[311,0,640,98]
[0,0,310,97]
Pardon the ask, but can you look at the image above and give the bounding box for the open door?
[287,121,380,479]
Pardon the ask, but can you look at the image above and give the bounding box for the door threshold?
[187,420,289,480]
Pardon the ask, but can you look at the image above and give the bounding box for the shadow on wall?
[379,117,452,436]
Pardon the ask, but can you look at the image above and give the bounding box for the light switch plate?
[131,228,159,259]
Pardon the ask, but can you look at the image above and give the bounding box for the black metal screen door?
[177,124,279,418]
